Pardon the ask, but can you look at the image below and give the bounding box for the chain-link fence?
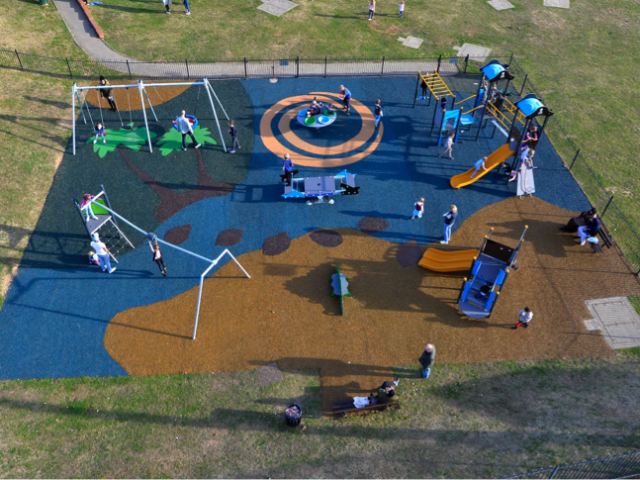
[504,450,640,479]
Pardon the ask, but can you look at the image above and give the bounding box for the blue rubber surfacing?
[0,76,590,381]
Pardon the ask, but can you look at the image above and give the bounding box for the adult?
[578,213,601,246]
[512,307,533,329]
[282,154,294,187]
[98,76,117,112]
[307,100,321,116]
[441,205,458,245]
[90,233,116,274]
[560,208,597,233]
[418,343,436,379]
[368,0,376,20]
[377,380,399,404]
[176,110,201,151]
[374,99,383,127]
[183,0,190,15]
[470,156,488,179]
[332,394,377,410]
[228,120,240,154]
[339,85,352,114]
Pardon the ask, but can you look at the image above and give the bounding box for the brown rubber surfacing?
[104,197,640,412]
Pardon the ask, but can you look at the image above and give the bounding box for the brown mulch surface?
[310,229,343,247]
[262,232,291,256]
[255,362,284,387]
[104,197,640,412]
[83,81,190,111]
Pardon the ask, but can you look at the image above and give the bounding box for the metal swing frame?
[71,78,229,155]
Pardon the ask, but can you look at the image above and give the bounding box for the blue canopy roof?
[516,94,551,118]
[481,63,506,82]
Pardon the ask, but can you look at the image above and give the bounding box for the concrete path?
[51,0,445,79]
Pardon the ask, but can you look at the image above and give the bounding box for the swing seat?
[172,115,198,131]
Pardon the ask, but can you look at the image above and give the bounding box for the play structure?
[330,263,351,315]
[81,188,250,340]
[297,106,337,129]
[73,185,135,262]
[450,143,516,188]
[419,248,478,273]
[71,78,230,154]
[457,226,528,319]
[282,170,360,205]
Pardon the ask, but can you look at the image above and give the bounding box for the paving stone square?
[585,297,640,349]
[456,43,492,61]
[544,0,570,8]
[397,36,423,49]
[488,0,515,10]
[257,0,298,17]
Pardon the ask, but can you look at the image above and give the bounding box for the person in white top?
[513,307,533,329]
[90,233,116,273]
[149,240,167,276]
[438,132,455,159]
[176,110,201,152]
[411,198,425,219]
[399,1,405,18]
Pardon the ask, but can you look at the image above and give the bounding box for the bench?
[332,401,400,417]
[597,227,613,249]
[590,242,604,254]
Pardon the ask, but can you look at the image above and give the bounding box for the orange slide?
[450,143,516,189]
[418,248,477,273]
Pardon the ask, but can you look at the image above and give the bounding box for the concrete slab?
[257,0,298,16]
[544,0,570,8]
[456,43,492,62]
[488,0,515,10]
[397,36,423,49]
[585,297,640,350]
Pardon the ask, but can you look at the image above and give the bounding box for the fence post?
[507,53,514,67]
[549,466,560,479]
[324,56,327,78]
[520,74,528,96]
[244,58,248,79]
[437,54,442,73]
[569,149,580,170]
[296,56,299,78]
[15,50,24,70]
[601,195,614,218]
[65,57,73,78]
[381,56,385,76]
[185,59,190,80]
[126,59,132,80]
[463,54,469,74]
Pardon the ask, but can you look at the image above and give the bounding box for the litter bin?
[284,403,302,427]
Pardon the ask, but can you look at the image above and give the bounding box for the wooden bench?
[332,401,400,417]
[597,226,613,249]
[590,242,604,253]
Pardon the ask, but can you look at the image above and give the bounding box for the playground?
[2,69,639,412]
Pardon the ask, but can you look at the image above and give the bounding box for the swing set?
[71,78,230,155]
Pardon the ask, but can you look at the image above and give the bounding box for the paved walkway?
[51,0,445,79]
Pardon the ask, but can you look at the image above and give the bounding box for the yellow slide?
[418,248,478,272]
[450,143,515,189]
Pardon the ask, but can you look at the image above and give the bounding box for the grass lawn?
[2,353,640,477]
[88,0,640,230]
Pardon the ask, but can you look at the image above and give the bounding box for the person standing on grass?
[176,110,201,151]
[162,0,171,14]
[228,120,240,153]
[339,85,352,114]
[512,307,533,329]
[438,132,455,159]
[93,122,106,144]
[368,0,376,20]
[399,1,405,18]
[470,156,488,179]
[90,233,116,274]
[374,99,383,127]
[419,344,436,379]
[183,0,190,15]
[282,154,294,187]
[411,198,425,220]
[99,76,117,111]
[441,205,458,245]
[149,240,167,276]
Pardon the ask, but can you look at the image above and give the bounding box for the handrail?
[454,94,477,106]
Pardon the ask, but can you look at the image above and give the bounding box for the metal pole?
[244,58,248,79]
[520,74,528,96]
[437,55,442,74]
[126,60,132,79]
[569,148,580,170]
[66,57,73,78]
[72,83,76,155]
[223,249,251,279]
[193,270,207,340]
[463,54,469,74]
[75,90,86,124]
[204,78,227,152]
[15,49,24,70]
[205,79,230,120]
[381,56,385,76]
[143,88,158,122]
[185,59,190,80]
[601,195,614,217]
[507,53,514,68]
[138,80,153,153]
[100,184,122,238]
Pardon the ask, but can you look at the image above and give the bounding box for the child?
[368,0,375,21]
[411,198,425,219]
[149,240,167,276]
[470,156,488,179]
[80,194,98,222]
[440,96,448,111]
[438,132,455,159]
[228,120,240,153]
[399,1,405,18]
[374,99,382,127]
[94,122,105,144]
[162,0,171,14]
[88,250,100,266]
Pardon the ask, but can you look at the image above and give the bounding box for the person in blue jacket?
[441,205,458,245]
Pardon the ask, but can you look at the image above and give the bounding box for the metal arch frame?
[71,78,229,155]
[85,190,250,341]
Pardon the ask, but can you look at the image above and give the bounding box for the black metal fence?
[1,48,639,274]
[504,450,640,479]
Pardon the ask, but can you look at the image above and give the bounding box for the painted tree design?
[156,126,218,156]
[85,125,157,158]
